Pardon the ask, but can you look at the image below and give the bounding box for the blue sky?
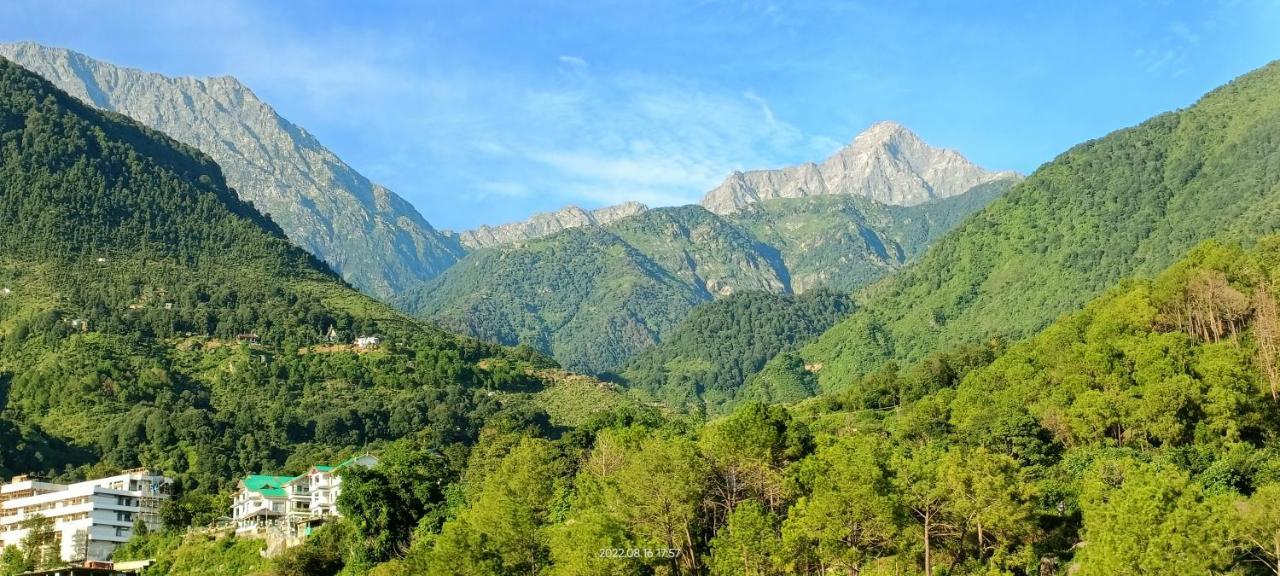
[4,1,1280,230]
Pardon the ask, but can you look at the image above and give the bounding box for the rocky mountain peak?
[853,120,912,141]
[452,201,650,250]
[701,121,1018,214]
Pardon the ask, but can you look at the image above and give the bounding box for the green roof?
[242,475,297,498]
[241,456,376,494]
[335,454,377,470]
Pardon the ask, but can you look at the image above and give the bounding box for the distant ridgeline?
[396,178,1015,377]
[0,57,569,488]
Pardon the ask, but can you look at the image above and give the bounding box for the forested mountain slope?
[396,224,708,375]
[796,60,1280,392]
[733,179,1010,292]
[619,290,855,415]
[397,181,1010,374]
[0,42,465,297]
[0,57,556,488]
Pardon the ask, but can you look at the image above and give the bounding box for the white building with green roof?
[231,455,378,534]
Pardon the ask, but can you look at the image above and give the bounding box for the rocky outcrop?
[0,42,464,297]
[701,121,1018,214]
[453,201,648,249]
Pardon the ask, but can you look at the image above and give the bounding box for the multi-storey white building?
[231,454,378,535]
[0,469,171,562]
[229,474,294,533]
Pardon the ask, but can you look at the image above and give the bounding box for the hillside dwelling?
[324,326,339,343]
[354,336,381,349]
[231,454,379,535]
[69,319,89,331]
[1,287,10,296]
[95,257,106,264]
[0,469,171,563]
[236,333,260,345]
[230,475,293,533]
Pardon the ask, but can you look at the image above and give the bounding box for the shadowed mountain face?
[0,41,465,297]
[701,120,1018,214]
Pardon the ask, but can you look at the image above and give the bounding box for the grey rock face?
[453,201,648,249]
[701,121,1017,214]
[0,42,464,297]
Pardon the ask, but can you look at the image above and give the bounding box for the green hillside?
[772,237,1280,575]
[394,225,707,375]
[397,182,1009,374]
[798,60,1280,392]
[609,205,790,296]
[0,57,566,488]
[733,179,1011,293]
[619,290,854,415]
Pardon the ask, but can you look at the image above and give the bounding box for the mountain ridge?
[450,201,648,249]
[397,180,1013,373]
[0,41,465,298]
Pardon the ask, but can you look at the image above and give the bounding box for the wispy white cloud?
[558,55,588,68]
[1133,20,1204,78]
[1144,50,1178,73]
[219,19,843,217]
[484,71,834,208]
[743,90,777,126]
[1169,21,1200,46]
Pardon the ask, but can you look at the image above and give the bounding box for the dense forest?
[795,59,1280,392]
[619,290,855,415]
[398,180,1010,374]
